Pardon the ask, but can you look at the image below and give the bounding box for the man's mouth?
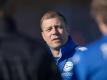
[52,38,60,41]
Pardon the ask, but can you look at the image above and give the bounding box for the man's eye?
[45,28,52,32]
[57,25,63,29]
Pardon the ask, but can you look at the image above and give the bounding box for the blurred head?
[0,0,7,11]
[40,10,69,50]
[91,0,107,35]
[0,0,17,36]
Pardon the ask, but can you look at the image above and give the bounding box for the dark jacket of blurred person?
[0,1,60,80]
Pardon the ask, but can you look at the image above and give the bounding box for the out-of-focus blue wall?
[12,0,101,45]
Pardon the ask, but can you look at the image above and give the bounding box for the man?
[40,10,86,80]
[74,0,107,80]
[0,1,60,80]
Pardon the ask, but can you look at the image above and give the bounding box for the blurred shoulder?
[75,46,88,52]
[72,46,88,64]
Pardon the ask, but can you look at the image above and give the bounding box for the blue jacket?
[74,36,107,80]
[51,36,86,80]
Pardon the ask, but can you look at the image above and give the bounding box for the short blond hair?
[40,10,68,30]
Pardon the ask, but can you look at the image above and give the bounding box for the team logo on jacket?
[63,61,73,72]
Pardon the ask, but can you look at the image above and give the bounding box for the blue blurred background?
[6,0,102,45]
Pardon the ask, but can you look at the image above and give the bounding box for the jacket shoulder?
[72,46,88,64]
[75,46,88,52]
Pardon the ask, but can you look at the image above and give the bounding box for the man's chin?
[52,44,62,49]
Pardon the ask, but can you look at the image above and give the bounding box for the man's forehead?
[42,18,62,27]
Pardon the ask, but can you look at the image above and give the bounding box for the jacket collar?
[60,36,77,60]
[48,36,77,59]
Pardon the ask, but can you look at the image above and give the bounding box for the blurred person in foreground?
[74,0,107,80]
[0,0,60,80]
[40,10,86,80]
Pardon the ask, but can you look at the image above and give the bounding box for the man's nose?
[51,27,59,34]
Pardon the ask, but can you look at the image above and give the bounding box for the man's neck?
[51,48,60,57]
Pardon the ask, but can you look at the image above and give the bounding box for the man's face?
[41,17,69,49]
